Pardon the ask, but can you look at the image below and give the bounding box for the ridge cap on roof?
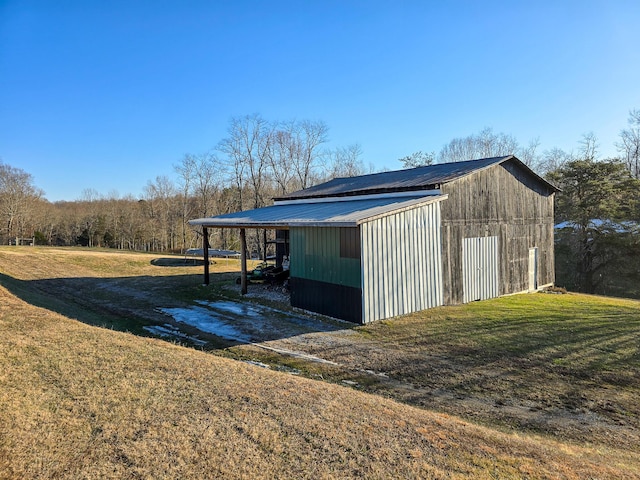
[327,155,511,180]
[274,154,558,201]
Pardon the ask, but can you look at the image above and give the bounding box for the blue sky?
[1,1,639,202]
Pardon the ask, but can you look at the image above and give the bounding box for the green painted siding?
[290,227,361,288]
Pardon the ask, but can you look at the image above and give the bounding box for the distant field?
[1,247,639,478]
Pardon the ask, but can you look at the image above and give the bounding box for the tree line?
[0,115,367,257]
[2,110,639,298]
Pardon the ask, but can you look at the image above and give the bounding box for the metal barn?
[189,156,558,323]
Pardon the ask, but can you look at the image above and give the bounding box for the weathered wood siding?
[440,159,555,305]
[360,201,443,323]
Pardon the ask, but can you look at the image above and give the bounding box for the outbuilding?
[189,155,558,323]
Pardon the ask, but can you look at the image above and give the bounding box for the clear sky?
[1,1,639,202]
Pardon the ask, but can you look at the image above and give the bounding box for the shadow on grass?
[0,268,350,350]
[150,257,210,267]
[151,256,245,268]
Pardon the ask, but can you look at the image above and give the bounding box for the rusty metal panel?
[462,236,499,303]
[361,201,444,323]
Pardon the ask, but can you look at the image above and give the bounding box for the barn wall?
[440,159,555,305]
[289,226,362,322]
[360,202,443,323]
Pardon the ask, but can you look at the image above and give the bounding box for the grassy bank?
[1,247,639,478]
[1,283,639,479]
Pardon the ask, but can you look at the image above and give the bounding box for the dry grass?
[1,283,639,479]
[0,247,247,337]
[1,247,639,478]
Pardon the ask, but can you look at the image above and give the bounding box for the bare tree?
[518,137,541,168]
[538,147,573,178]
[617,109,640,179]
[218,114,277,260]
[437,127,537,165]
[174,154,196,252]
[31,198,57,245]
[0,161,43,244]
[398,150,434,169]
[194,152,223,217]
[218,114,274,211]
[327,144,366,178]
[293,120,329,189]
[267,124,299,195]
[143,176,178,251]
[578,132,599,162]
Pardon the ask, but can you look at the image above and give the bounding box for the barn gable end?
[439,158,555,305]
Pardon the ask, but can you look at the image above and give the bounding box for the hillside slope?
[1,282,638,479]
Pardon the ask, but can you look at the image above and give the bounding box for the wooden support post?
[203,227,210,286]
[263,228,267,261]
[240,228,248,295]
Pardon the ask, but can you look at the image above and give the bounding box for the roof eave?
[188,194,448,230]
[188,219,292,229]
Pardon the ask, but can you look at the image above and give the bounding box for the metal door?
[462,236,499,303]
[528,247,538,292]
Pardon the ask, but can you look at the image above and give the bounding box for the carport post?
[240,228,248,295]
[202,227,210,285]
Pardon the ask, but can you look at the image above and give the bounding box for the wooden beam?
[240,228,248,295]
[203,227,210,285]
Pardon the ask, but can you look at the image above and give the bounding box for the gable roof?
[189,193,447,229]
[276,155,558,201]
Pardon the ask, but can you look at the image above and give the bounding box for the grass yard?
[342,294,640,447]
[224,292,640,451]
[1,247,639,478]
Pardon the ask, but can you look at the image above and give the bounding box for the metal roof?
[189,194,447,229]
[275,155,557,200]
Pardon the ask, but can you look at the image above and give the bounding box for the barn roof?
[189,192,447,229]
[276,155,558,200]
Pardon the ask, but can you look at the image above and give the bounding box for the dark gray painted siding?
[290,278,362,323]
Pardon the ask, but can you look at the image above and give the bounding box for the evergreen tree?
[550,158,640,295]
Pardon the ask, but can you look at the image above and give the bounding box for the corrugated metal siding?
[289,226,362,322]
[290,278,362,323]
[290,227,361,288]
[360,202,443,323]
[462,236,499,303]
